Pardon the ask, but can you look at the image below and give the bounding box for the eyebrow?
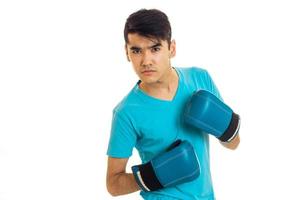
[129,43,162,51]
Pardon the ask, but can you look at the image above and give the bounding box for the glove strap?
[132,161,163,192]
[219,112,240,142]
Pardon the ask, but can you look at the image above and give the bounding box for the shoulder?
[175,66,222,98]
[176,66,209,80]
[176,66,211,87]
[175,66,207,73]
[112,85,141,116]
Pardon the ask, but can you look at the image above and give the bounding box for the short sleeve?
[204,70,223,101]
[106,110,137,158]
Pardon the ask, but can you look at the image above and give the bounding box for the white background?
[1,0,300,199]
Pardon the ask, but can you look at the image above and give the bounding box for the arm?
[106,157,140,196]
[220,134,240,150]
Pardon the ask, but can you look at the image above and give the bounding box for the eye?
[151,47,160,52]
[131,49,141,54]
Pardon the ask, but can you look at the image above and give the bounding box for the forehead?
[127,33,167,48]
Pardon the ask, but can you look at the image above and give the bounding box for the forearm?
[221,134,240,150]
[107,172,140,196]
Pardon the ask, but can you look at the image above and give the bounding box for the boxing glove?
[132,140,200,192]
[184,90,240,142]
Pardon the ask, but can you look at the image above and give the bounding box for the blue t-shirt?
[107,67,222,200]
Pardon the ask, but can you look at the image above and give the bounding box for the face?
[125,33,176,85]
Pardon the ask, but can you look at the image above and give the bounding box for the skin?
[106,33,240,196]
[125,33,178,101]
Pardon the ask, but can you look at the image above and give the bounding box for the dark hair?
[124,9,172,47]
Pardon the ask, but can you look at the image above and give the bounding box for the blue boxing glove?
[184,90,241,142]
[131,140,200,192]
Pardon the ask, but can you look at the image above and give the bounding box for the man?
[106,8,240,199]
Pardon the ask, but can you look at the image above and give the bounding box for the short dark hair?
[124,9,172,47]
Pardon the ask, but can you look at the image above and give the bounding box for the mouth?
[141,70,156,75]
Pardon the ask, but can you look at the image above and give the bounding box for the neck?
[139,67,179,100]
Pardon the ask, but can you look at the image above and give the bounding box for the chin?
[141,78,158,84]
[140,79,155,84]
[139,76,157,83]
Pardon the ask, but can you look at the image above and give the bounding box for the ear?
[125,44,131,62]
[169,39,176,58]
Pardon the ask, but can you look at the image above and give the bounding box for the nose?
[141,50,153,67]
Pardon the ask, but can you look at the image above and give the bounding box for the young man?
[106,9,240,200]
